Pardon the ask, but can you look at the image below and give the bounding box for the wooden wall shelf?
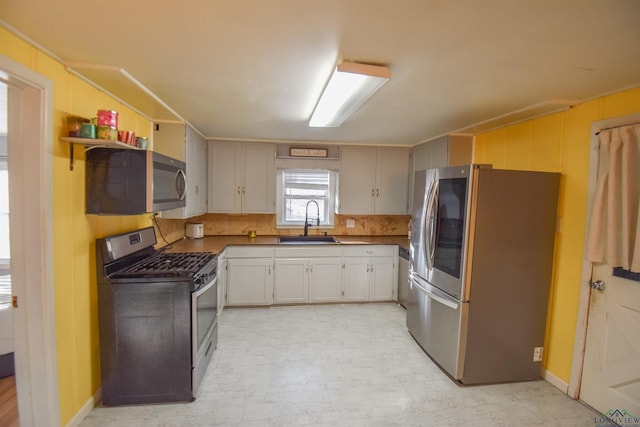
[60,137,140,171]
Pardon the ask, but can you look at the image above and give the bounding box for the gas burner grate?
[118,252,214,277]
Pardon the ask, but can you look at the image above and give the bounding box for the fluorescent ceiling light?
[309,61,391,127]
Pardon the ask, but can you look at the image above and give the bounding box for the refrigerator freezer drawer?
[407,275,468,379]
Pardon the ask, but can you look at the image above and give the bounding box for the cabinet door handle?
[242,186,246,194]
[371,188,375,197]
[376,189,379,197]
[237,186,241,195]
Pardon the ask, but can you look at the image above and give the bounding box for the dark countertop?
[165,235,410,255]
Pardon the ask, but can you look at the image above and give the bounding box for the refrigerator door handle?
[425,286,458,310]
[424,180,438,269]
[421,183,431,270]
[411,276,459,310]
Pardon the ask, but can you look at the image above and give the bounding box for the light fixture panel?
[309,61,390,127]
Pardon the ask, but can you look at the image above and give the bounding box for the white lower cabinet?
[225,245,398,306]
[273,259,308,304]
[369,256,397,301]
[342,246,398,302]
[342,257,370,301]
[225,247,274,306]
[274,247,343,304]
[308,258,343,303]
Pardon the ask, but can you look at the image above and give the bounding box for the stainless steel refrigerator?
[407,164,560,384]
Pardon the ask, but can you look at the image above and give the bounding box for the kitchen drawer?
[225,246,275,258]
[275,247,343,258]
[342,245,397,257]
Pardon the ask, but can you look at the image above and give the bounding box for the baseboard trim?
[65,387,101,427]
[543,368,569,394]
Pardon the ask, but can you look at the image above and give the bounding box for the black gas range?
[96,227,218,406]
[107,251,217,289]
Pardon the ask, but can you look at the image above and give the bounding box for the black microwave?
[86,148,186,215]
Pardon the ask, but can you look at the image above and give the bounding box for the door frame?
[568,112,640,399]
[0,54,60,426]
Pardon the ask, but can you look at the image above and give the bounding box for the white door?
[579,116,640,420]
[580,264,640,418]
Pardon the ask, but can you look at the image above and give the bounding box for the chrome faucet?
[303,200,320,237]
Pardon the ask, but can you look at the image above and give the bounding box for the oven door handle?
[194,275,217,297]
[192,274,217,367]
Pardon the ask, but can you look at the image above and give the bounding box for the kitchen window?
[276,169,337,227]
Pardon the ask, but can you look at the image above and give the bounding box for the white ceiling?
[1,0,639,146]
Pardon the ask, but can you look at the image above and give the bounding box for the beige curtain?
[586,124,640,272]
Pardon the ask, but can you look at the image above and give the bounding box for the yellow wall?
[1,27,153,425]
[3,21,640,424]
[474,87,640,383]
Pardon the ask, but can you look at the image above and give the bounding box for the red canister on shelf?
[97,109,118,128]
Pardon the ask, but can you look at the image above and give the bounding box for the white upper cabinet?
[208,142,275,213]
[339,147,410,214]
[339,147,377,214]
[154,123,208,219]
[208,142,241,212]
[412,134,473,172]
[410,134,473,212]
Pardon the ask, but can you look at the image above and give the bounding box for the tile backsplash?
[155,213,410,243]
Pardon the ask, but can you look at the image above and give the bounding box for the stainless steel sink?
[277,236,339,244]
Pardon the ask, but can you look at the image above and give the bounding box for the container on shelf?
[66,115,86,137]
[97,125,118,141]
[136,137,149,150]
[117,130,137,146]
[80,122,96,139]
[97,109,118,128]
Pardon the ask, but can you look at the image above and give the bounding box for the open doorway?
[0,81,18,426]
[0,55,59,426]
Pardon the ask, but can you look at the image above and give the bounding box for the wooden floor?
[0,375,19,427]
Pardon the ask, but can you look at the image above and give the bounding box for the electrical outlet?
[533,347,544,362]
[346,219,355,228]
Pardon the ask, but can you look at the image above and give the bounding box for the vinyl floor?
[80,303,600,426]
